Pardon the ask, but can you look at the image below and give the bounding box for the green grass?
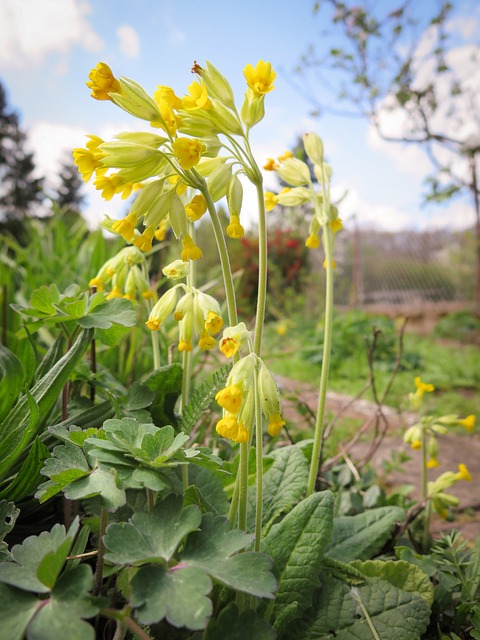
[263,317,479,419]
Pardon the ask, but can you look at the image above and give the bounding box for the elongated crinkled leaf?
[0,582,39,640]
[0,437,50,502]
[130,564,212,629]
[247,445,308,534]
[0,329,92,482]
[77,297,136,329]
[0,500,20,561]
[204,602,275,640]
[325,506,405,563]
[262,491,335,631]
[0,519,79,593]
[27,565,101,640]
[0,345,25,422]
[351,560,434,605]
[104,495,201,565]
[293,566,432,640]
[185,466,230,516]
[181,513,277,598]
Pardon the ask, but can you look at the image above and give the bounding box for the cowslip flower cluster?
[73,59,276,259]
[404,377,476,467]
[145,284,223,352]
[428,463,473,519]
[263,133,342,263]
[215,351,286,443]
[88,246,153,301]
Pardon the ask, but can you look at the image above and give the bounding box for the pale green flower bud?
[168,192,188,240]
[195,156,227,178]
[174,291,194,323]
[277,187,312,207]
[208,102,243,135]
[258,361,282,421]
[130,180,164,217]
[240,90,265,129]
[193,290,222,335]
[162,259,190,280]
[276,157,311,187]
[436,414,459,426]
[178,113,219,137]
[427,435,439,460]
[146,286,179,330]
[114,131,167,148]
[228,353,257,388]
[99,141,163,169]
[303,132,324,165]
[197,60,236,109]
[202,135,222,158]
[113,76,162,122]
[207,164,232,202]
[227,175,243,216]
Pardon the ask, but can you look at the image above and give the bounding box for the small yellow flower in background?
[455,463,472,482]
[154,85,183,110]
[172,137,203,170]
[199,332,216,351]
[88,277,103,292]
[185,194,207,221]
[243,60,276,96]
[263,158,279,171]
[178,339,193,352]
[264,191,279,212]
[277,150,293,162]
[181,235,203,262]
[323,259,337,270]
[133,226,155,252]
[168,174,188,196]
[411,439,422,450]
[306,233,320,249]
[205,311,223,335]
[219,322,250,358]
[275,322,288,336]
[226,214,245,239]
[162,259,190,280]
[72,135,105,183]
[111,212,138,242]
[458,415,475,432]
[182,81,212,110]
[106,286,123,300]
[330,218,343,234]
[427,458,440,468]
[86,62,121,101]
[216,384,243,414]
[415,377,435,397]
[268,414,286,437]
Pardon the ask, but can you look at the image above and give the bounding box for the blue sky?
[0,0,478,231]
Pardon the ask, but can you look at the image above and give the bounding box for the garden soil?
[278,376,480,542]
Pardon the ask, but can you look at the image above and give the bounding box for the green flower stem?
[93,508,108,596]
[254,364,263,552]
[228,470,240,526]
[421,428,431,550]
[150,330,161,370]
[307,225,335,496]
[253,181,267,356]
[181,349,192,492]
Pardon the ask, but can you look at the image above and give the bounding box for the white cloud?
[117,24,140,58]
[0,0,103,70]
[161,4,186,45]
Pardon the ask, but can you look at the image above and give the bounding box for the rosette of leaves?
[36,417,224,509]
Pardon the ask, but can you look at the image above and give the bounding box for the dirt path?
[277,375,480,542]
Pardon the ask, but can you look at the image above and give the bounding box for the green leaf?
[142,363,183,427]
[248,445,308,534]
[326,506,406,563]
[262,491,335,631]
[0,519,79,593]
[63,466,126,511]
[351,560,434,605]
[77,298,136,329]
[185,466,230,516]
[0,345,26,422]
[27,565,101,640]
[178,364,231,433]
[130,564,212,629]
[29,284,60,315]
[104,495,201,565]
[294,567,431,640]
[0,582,39,640]
[125,381,155,411]
[204,602,275,640]
[0,500,20,561]
[181,513,277,598]
[0,437,50,502]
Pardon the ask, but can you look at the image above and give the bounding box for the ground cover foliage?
[0,58,478,640]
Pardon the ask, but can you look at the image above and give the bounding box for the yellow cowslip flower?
[94,174,123,201]
[111,212,138,242]
[264,191,279,212]
[205,311,223,335]
[235,422,249,443]
[88,277,104,292]
[172,137,203,170]
[154,85,183,110]
[411,439,422,450]
[277,150,293,162]
[276,322,287,336]
[219,337,239,359]
[455,463,472,482]
[263,158,279,171]
[458,415,475,432]
[215,384,243,415]
[216,414,240,440]
[415,377,435,397]
[178,339,193,352]
[306,233,320,249]
[154,218,170,241]
[268,414,286,437]
[182,81,212,110]
[72,135,105,182]
[185,194,207,221]
[243,60,276,96]
[106,286,123,300]
[226,214,245,239]
[427,458,440,468]
[168,174,188,195]
[162,259,189,280]
[152,98,181,136]
[330,218,343,234]
[86,62,121,101]
[181,235,203,262]
[198,332,216,350]
[134,226,155,252]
